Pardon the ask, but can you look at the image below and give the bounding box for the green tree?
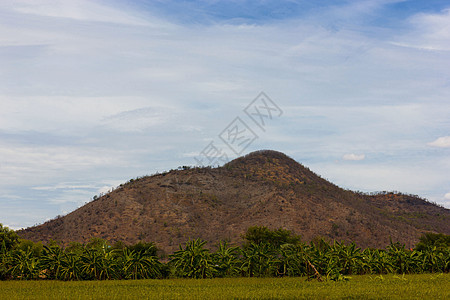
[277,243,308,277]
[212,241,239,277]
[85,237,110,251]
[80,247,117,280]
[239,243,278,277]
[39,244,64,279]
[361,248,393,274]
[127,241,158,257]
[7,248,40,280]
[415,233,450,252]
[243,226,301,248]
[118,248,162,279]
[169,239,215,279]
[0,224,19,253]
[58,252,83,281]
[331,241,363,275]
[16,239,43,258]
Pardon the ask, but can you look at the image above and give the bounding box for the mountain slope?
[18,150,450,252]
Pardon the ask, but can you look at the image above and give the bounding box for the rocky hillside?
[18,150,450,253]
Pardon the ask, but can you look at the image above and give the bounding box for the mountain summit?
[18,150,450,252]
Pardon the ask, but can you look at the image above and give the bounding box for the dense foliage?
[0,224,19,252]
[1,225,449,281]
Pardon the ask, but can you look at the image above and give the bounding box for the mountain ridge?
[18,150,450,253]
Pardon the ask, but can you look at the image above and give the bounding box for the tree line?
[1,224,449,281]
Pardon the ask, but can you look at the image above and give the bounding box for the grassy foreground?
[1,274,448,299]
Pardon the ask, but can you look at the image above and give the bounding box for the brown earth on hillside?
[18,150,450,253]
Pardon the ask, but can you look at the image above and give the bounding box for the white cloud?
[32,183,96,191]
[394,8,450,51]
[100,106,178,133]
[445,193,450,200]
[428,136,450,148]
[1,0,156,26]
[0,144,126,187]
[0,96,154,133]
[343,153,365,161]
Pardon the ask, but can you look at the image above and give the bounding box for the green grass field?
[0,274,448,299]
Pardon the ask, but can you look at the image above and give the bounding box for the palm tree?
[8,249,40,280]
[387,241,410,274]
[361,248,393,274]
[212,241,240,277]
[332,241,363,275]
[39,244,64,279]
[58,252,82,281]
[277,243,305,277]
[80,247,118,280]
[169,239,214,279]
[119,248,162,279]
[239,243,278,277]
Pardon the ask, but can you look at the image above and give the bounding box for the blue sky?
[0,0,449,229]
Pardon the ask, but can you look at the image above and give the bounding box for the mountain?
[18,150,450,253]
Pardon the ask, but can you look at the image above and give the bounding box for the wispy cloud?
[343,153,366,161]
[402,8,450,51]
[32,183,97,191]
[428,136,450,148]
[101,106,178,133]
[1,0,156,26]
